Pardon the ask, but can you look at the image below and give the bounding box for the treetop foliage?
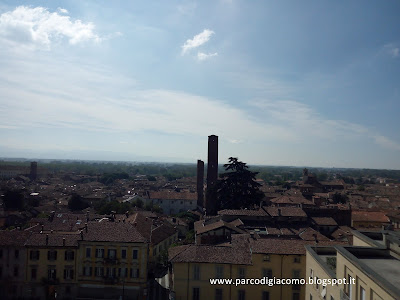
[215,157,264,210]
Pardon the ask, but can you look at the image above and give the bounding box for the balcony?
[103,277,119,285]
[104,257,119,264]
[340,289,350,300]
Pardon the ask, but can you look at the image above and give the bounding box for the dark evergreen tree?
[215,157,264,210]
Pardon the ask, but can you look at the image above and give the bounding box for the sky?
[0,1,400,169]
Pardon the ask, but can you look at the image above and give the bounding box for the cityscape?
[1,1,400,300]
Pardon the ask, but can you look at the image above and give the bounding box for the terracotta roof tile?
[263,206,307,217]
[352,211,390,223]
[311,217,338,226]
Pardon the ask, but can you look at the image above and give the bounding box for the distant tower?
[206,135,218,215]
[197,160,204,208]
[30,161,37,181]
[207,135,218,188]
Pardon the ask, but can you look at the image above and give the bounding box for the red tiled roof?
[311,217,338,226]
[148,191,197,201]
[25,232,80,247]
[169,235,252,265]
[194,220,245,235]
[218,209,268,217]
[263,206,307,217]
[270,195,315,205]
[151,224,177,245]
[352,211,390,223]
[81,221,147,243]
[0,230,32,246]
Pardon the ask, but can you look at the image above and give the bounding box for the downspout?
[280,255,284,300]
[187,263,190,300]
[229,264,232,300]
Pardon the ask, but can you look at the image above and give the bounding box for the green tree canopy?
[68,193,89,211]
[214,157,264,210]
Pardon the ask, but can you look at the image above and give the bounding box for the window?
[215,288,223,300]
[95,248,104,258]
[193,265,200,280]
[83,266,92,276]
[13,266,19,277]
[292,270,301,278]
[95,267,104,277]
[262,269,272,278]
[65,251,74,261]
[310,268,313,279]
[215,265,223,278]
[193,287,200,300]
[31,267,37,280]
[292,293,300,300]
[130,268,139,278]
[263,255,270,262]
[119,267,128,278]
[132,249,138,260]
[310,295,313,300]
[262,291,270,300]
[30,250,40,260]
[292,283,301,291]
[316,277,319,290]
[293,256,301,263]
[86,248,91,258]
[238,267,246,279]
[108,249,116,259]
[121,249,127,259]
[65,286,71,294]
[238,290,245,300]
[63,268,74,280]
[0,266,2,278]
[48,267,56,280]
[106,267,117,278]
[48,250,57,261]
[0,249,3,258]
[14,250,19,259]
[330,296,334,300]
[360,286,365,300]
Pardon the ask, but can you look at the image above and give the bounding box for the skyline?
[1,1,400,169]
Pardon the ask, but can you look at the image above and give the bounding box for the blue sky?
[0,1,400,169]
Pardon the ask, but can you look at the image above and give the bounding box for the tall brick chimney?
[206,135,218,215]
[197,160,204,208]
[207,135,218,188]
[30,161,37,181]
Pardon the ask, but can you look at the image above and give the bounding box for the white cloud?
[57,8,68,14]
[384,43,399,58]
[177,2,197,15]
[250,99,400,151]
[0,6,101,50]
[197,52,218,61]
[181,29,214,55]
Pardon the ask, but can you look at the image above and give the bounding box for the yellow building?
[306,230,400,300]
[169,234,314,300]
[77,221,149,300]
[25,232,80,300]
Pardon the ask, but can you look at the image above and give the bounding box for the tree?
[332,192,349,204]
[68,193,89,211]
[214,157,264,210]
[2,189,25,210]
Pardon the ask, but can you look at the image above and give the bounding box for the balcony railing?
[103,277,119,284]
[103,257,119,264]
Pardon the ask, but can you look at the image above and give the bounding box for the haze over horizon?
[1,1,400,169]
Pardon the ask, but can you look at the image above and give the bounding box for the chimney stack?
[85,223,88,233]
[206,135,218,215]
[80,230,83,240]
[62,238,66,246]
[46,234,49,245]
[197,160,205,208]
[30,161,37,181]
